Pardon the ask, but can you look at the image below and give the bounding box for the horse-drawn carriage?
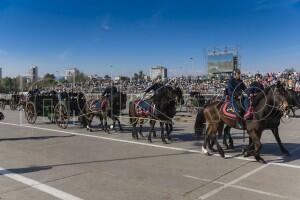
[0,93,21,110]
[25,91,86,129]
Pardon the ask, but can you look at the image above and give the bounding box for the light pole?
[189,57,194,75]
[110,65,113,128]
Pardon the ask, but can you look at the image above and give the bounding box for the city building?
[150,66,167,80]
[0,67,2,79]
[64,68,79,81]
[28,65,38,82]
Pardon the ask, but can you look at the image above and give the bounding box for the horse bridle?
[265,87,289,116]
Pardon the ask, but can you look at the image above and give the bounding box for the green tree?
[138,70,145,80]
[284,68,296,73]
[44,73,56,80]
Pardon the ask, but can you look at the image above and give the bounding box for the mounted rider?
[249,73,264,95]
[227,69,247,127]
[286,74,295,91]
[102,81,118,106]
[142,77,164,100]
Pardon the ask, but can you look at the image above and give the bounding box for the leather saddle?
[134,99,155,117]
[89,99,108,111]
[221,96,253,120]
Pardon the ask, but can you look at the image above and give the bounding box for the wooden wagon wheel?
[25,101,37,124]
[54,103,69,129]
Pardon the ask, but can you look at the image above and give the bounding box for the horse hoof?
[229,144,234,149]
[243,151,250,157]
[202,146,209,155]
[162,140,168,144]
[220,152,225,158]
[283,151,291,157]
[255,155,266,164]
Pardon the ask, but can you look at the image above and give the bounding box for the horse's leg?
[272,128,290,156]
[167,123,173,140]
[98,114,104,130]
[292,107,296,117]
[86,114,93,132]
[160,122,167,144]
[202,125,211,155]
[227,127,234,149]
[139,124,144,138]
[217,123,223,139]
[245,130,265,163]
[212,132,225,158]
[116,117,124,132]
[150,121,157,138]
[104,114,110,134]
[112,117,116,130]
[223,126,229,149]
[242,136,254,154]
[165,124,170,141]
[132,123,137,139]
[148,120,155,143]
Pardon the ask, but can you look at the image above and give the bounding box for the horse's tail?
[194,108,206,136]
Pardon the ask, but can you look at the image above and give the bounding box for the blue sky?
[0,0,300,77]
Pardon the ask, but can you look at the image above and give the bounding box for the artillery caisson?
[25,91,86,129]
[0,93,21,110]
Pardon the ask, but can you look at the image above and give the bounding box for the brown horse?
[79,92,127,133]
[129,86,184,143]
[79,97,109,132]
[194,83,289,163]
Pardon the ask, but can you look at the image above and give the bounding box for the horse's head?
[271,82,290,116]
[174,86,184,105]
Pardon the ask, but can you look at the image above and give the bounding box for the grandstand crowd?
[72,71,300,95]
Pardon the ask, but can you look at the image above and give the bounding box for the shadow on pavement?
[0,135,75,142]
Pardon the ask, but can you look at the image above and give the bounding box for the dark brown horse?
[129,86,184,143]
[194,83,289,163]
[79,92,127,133]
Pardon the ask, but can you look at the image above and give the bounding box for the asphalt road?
[0,109,300,200]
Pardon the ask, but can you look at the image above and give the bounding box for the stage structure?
[206,47,240,77]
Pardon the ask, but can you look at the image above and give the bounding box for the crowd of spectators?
[30,71,300,96]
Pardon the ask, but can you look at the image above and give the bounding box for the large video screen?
[208,53,234,74]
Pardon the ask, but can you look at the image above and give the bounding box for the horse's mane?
[253,84,278,107]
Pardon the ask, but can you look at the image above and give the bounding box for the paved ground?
[0,109,300,200]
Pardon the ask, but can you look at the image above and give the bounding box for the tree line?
[0,73,89,93]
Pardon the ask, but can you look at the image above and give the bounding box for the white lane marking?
[270,162,300,169]
[182,175,223,184]
[182,174,287,199]
[0,167,83,200]
[198,164,269,199]
[231,185,287,199]
[0,121,299,169]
